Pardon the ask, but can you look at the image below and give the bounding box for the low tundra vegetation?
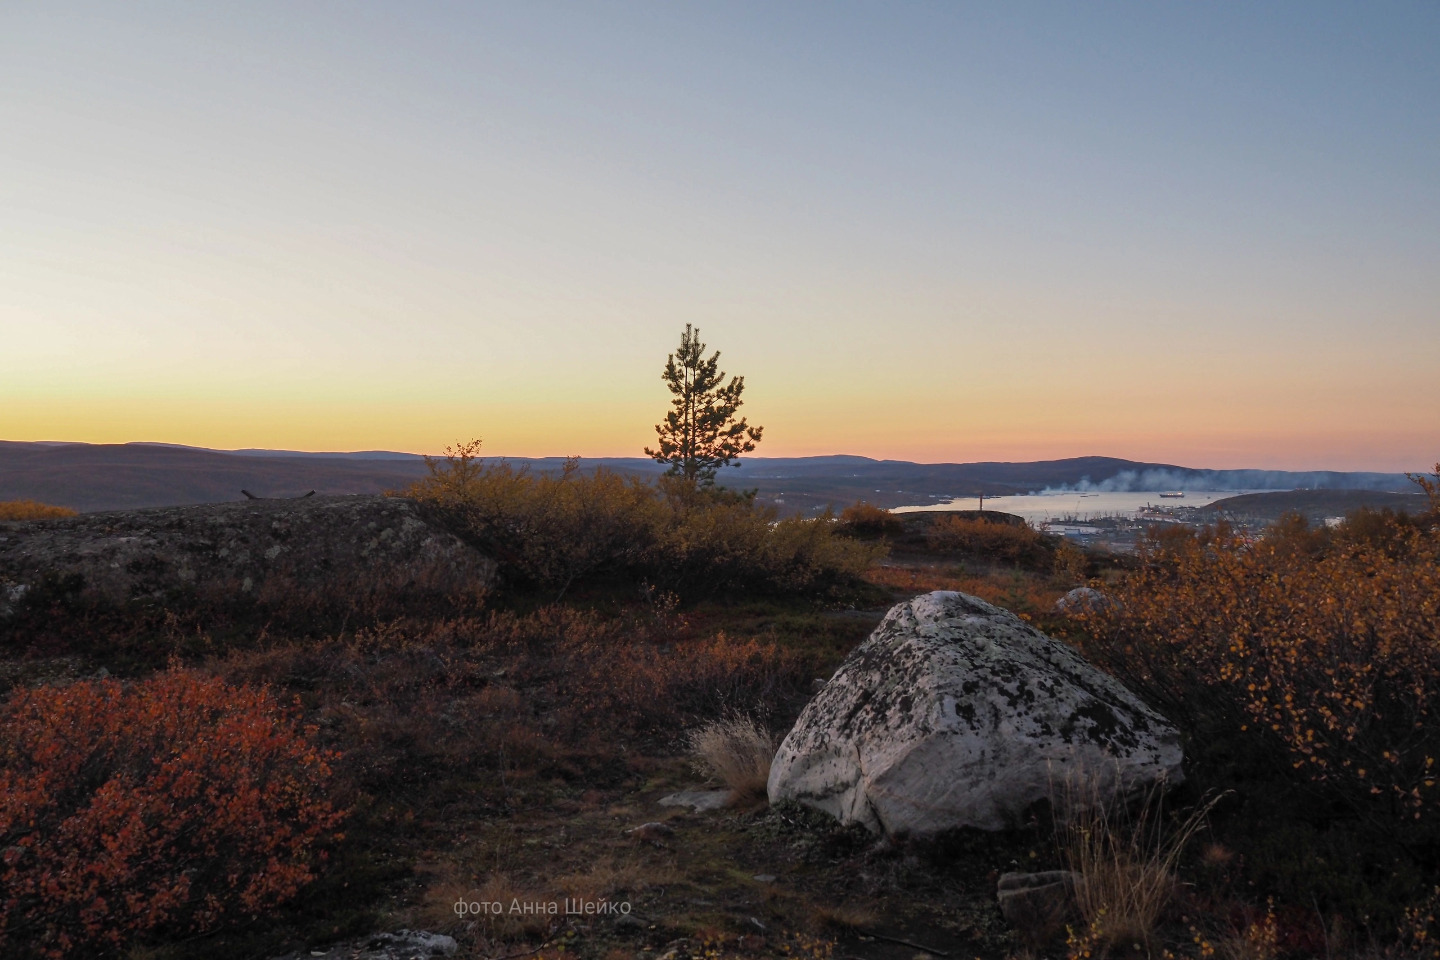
[2,460,1438,958]
[924,513,1054,567]
[0,670,344,959]
[404,440,885,600]
[1079,508,1440,824]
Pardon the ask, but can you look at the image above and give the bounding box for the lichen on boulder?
[767,590,1183,835]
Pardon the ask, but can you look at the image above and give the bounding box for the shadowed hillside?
[1204,488,1433,524]
[0,442,430,512]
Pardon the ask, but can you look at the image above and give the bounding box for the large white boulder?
[767,591,1183,835]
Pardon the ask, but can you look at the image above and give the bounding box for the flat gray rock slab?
[658,789,731,812]
[270,929,457,959]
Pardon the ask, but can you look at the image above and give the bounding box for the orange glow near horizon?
[4,383,1434,474]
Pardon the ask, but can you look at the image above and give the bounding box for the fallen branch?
[486,939,555,960]
[861,931,950,956]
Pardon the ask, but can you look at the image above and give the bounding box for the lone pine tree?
[645,324,763,485]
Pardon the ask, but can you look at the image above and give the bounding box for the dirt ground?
[293,562,1076,960]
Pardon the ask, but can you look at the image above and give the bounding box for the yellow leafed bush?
[1076,508,1440,822]
[405,440,883,599]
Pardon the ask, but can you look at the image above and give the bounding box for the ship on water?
[1158,491,1186,499]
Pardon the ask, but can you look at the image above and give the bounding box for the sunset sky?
[3,3,1437,471]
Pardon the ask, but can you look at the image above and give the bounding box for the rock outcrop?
[767,591,1183,835]
[1053,586,1113,615]
[0,495,493,615]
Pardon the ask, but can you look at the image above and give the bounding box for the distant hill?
[0,442,430,513]
[1204,489,1432,525]
[0,441,1416,514]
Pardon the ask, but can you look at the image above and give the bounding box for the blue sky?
[3,2,1437,469]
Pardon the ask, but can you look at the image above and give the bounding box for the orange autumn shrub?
[407,442,666,593]
[0,499,76,521]
[406,440,880,599]
[837,500,903,539]
[1075,514,1440,822]
[864,563,1066,620]
[0,671,345,958]
[926,514,1051,565]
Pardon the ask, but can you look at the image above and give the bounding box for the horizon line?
[3,438,1422,476]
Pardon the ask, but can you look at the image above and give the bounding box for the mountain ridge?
[0,441,1414,514]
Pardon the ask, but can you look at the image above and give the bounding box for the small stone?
[657,789,730,812]
[751,874,776,883]
[626,822,675,843]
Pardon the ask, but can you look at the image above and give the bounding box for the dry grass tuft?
[1057,770,1221,956]
[687,714,776,806]
[556,856,677,904]
[448,871,556,941]
[417,871,478,937]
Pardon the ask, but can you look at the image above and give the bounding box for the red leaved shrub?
[0,670,346,958]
